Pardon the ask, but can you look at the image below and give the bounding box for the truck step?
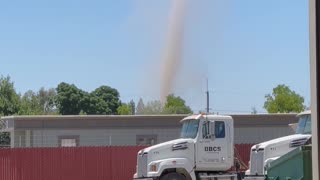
[198,173,237,180]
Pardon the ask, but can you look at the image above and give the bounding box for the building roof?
[1,115,187,121]
[0,113,298,131]
[1,113,297,120]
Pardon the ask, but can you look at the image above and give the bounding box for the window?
[296,114,311,134]
[305,116,311,134]
[202,121,225,139]
[202,121,210,139]
[180,120,199,139]
[136,135,157,146]
[58,136,79,147]
[215,121,225,138]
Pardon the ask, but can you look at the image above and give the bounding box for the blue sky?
[0,0,310,114]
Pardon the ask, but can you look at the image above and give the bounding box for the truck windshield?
[180,120,199,139]
[296,114,311,134]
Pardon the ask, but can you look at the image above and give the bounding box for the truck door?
[196,120,231,170]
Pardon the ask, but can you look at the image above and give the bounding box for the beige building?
[0,114,298,148]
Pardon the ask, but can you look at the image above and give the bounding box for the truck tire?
[160,172,186,180]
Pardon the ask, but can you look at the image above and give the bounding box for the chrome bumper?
[243,175,265,180]
[133,173,154,180]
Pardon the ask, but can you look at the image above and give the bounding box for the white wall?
[31,128,181,147]
[28,126,295,147]
[234,127,293,144]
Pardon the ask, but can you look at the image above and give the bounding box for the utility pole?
[309,0,320,178]
[206,78,210,113]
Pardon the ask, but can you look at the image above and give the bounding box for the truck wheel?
[160,172,186,180]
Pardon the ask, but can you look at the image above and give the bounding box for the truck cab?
[245,111,312,179]
[133,114,235,180]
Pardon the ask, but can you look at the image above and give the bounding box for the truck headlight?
[150,164,157,172]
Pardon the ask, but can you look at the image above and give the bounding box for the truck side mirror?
[209,121,215,140]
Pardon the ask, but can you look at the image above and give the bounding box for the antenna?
[206,78,210,113]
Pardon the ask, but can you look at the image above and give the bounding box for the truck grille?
[137,152,148,177]
[250,149,264,175]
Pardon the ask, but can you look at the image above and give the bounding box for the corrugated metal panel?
[0,146,146,180]
[235,144,254,168]
[0,145,253,180]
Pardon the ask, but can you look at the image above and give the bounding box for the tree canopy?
[0,76,19,146]
[20,88,57,115]
[55,83,120,115]
[91,86,120,114]
[135,94,193,115]
[56,82,86,115]
[0,76,20,116]
[143,100,163,114]
[129,100,135,115]
[131,98,163,115]
[264,84,305,113]
[117,103,132,115]
[38,87,56,113]
[163,94,193,114]
[0,75,193,116]
[136,98,145,115]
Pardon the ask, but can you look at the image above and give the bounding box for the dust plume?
[160,0,187,103]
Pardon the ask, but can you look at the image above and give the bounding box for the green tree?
[129,100,135,115]
[264,84,305,113]
[91,86,120,115]
[81,93,111,115]
[20,90,42,115]
[56,83,121,115]
[19,88,57,115]
[136,98,145,115]
[0,76,20,116]
[38,87,57,113]
[0,76,19,147]
[117,103,132,115]
[135,99,163,115]
[163,94,192,114]
[56,82,86,115]
[143,100,163,114]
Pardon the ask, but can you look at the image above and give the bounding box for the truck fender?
[264,157,280,170]
[150,158,195,179]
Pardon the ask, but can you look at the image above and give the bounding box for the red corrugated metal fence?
[0,144,253,180]
[235,144,253,170]
[0,146,146,180]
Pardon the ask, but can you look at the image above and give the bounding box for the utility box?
[266,146,312,180]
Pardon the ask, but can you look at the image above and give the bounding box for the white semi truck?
[244,110,312,180]
[133,114,238,180]
[133,111,311,180]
